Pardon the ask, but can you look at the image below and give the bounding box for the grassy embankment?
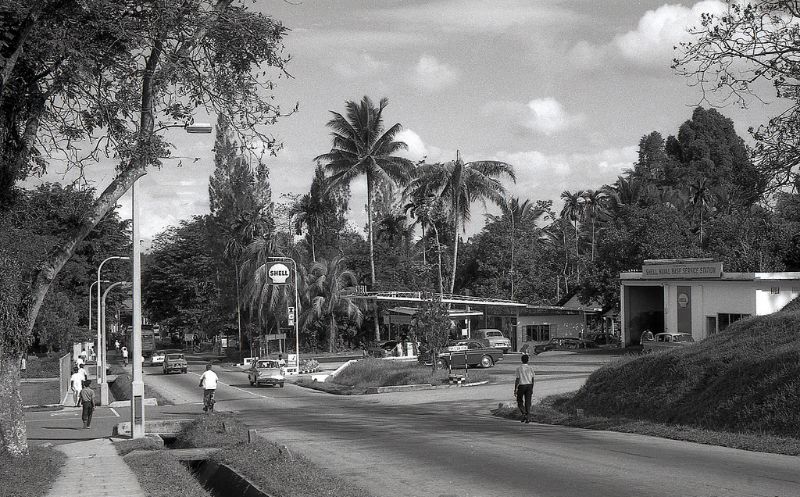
[116,414,373,497]
[0,447,66,497]
[495,300,800,454]
[299,357,488,394]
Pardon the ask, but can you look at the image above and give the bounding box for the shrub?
[174,413,249,449]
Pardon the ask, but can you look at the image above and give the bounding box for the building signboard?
[642,262,722,279]
[268,263,291,285]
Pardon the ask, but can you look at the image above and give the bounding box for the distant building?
[513,295,603,347]
[620,258,800,347]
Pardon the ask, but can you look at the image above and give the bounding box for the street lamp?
[89,279,110,379]
[102,281,131,401]
[97,256,129,405]
[130,122,213,439]
[266,256,300,373]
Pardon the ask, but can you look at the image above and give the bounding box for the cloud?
[411,55,459,93]
[483,98,583,135]
[288,29,425,52]
[571,1,726,69]
[373,0,572,33]
[332,52,390,79]
[395,128,452,164]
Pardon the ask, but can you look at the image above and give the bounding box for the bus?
[128,325,156,357]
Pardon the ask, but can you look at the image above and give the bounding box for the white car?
[475,329,511,353]
[150,350,166,366]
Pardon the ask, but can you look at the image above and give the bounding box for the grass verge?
[0,446,66,497]
[20,379,60,406]
[299,358,488,394]
[173,413,374,497]
[124,451,212,497]
[114,436,164,456]
[492,394,800,456]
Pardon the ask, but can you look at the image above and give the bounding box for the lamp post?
[130,122,213,439]
[97,256,129,405]
[89,279,110,380]
[267,257,300,372]
[101,281,131,403]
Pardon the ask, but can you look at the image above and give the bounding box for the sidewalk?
[44,438,145,497]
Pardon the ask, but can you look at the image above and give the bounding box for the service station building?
[620,259,800,347]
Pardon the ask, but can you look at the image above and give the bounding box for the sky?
[30,0,776,242]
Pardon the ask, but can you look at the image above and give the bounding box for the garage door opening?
[624,285,664,346]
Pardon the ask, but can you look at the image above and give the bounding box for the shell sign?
[268,263,291,285]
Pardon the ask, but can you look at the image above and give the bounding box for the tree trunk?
[310,234,316,263]
[591,216,596,262]
[366,174,380,341]
[329,315,336,353]
[432,223,444,295]
[449,213,459,295]
[0,352,26,457]
[421,223,427,265]
[510,219,515,300]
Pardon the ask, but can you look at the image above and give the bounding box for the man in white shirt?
[198,363,218,412]
[69,367,84,406]
[514,354,535,423]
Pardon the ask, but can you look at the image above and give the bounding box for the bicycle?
[202,388,215,412]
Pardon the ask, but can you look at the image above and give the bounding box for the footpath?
[25,403,202,497]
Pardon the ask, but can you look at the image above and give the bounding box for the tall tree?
[314,96,414,340]
[209,116,274,355]
[578,189,606,261]
[410,151,515,294]
[301,257,362,353]
[289,165,349,263]
[0,1,290,456]
[560,190,582,280]
[491,197,546,299]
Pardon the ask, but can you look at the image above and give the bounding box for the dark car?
[367,341,398,358]
[533,337,596,354]
[436,340,503,369]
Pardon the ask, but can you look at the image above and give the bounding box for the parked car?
[247,359,285,387]
[643,332,695,353]
[150,350,166,366]
[162,353,188,374]
[367,340,398,358]
[436,340,504,369]
[532,337,596,354]
[474,329,511,353]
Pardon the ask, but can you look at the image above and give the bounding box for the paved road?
[143,355,800,497]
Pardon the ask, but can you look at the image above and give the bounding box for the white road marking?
[110,408,119,417]
[190,370,275,401]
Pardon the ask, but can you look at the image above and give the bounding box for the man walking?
[199,363,218,412]
[121,346,128,366]
[69,367,84,407]
[78,379,95,429]
[514,354,535,423]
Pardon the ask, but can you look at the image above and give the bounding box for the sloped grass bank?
[555,309,800,438]
[0,446,66,497]
[301,358,488,394]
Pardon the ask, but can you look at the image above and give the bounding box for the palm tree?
[289,193,325,262]
[314,96,414,340]
[560,190,582,280]
[578,189,606,261]
[690,178,712,243]
[410,151,515,294]
[301,257,363,353]
[494,197,546,299]
[377,211,413,256]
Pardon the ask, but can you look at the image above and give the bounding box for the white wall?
[517,314,585,340]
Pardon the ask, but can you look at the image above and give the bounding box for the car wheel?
[182,369,187,374]
[162,369,167,375]
[480,355,494,368]
[436,358,448,369]
[279,382,284,388]
[249,377,255,386]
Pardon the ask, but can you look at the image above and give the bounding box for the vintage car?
[150,350,166,366]
[162,353,188,374]
[643,332,695,353]
[436,340,504,369]
[247,359,285,387]
[474,329,511,353]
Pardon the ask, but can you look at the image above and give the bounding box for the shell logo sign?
[268,263,291,285]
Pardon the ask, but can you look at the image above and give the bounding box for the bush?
[114,436,164,456]
[21,355,60,378]
[558,309,800,437]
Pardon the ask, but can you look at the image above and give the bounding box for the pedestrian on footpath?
[199,363,218,412]
[122,346,128,366]
[78,379,95,428]
[115,339,120,352]
[514,354,535,423]
[69,367,84,407]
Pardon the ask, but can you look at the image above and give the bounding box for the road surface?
[143,355,800,497]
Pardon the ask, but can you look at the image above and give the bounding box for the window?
[771,287,780,295]
[718,313,751,332]
[525,324,551,342]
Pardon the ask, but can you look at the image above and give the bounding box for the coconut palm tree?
[301,257,363,353]
[560,190,582,279]
[290,193,325,262]
[410,151,515,294]
[578,189,606,261]
[690,178,712,243]
[314,96,414,340]
[492,197,546,299]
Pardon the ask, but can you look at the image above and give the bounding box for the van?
[474,329,511,353]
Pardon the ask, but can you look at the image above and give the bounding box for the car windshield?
[674,335,694,342]
[257,361,278,368]
[167,354,184,360]
[485,331,501,337]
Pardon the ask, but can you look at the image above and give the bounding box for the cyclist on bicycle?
[199,363,218,412]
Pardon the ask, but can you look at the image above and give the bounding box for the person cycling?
[198,363,218,412]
